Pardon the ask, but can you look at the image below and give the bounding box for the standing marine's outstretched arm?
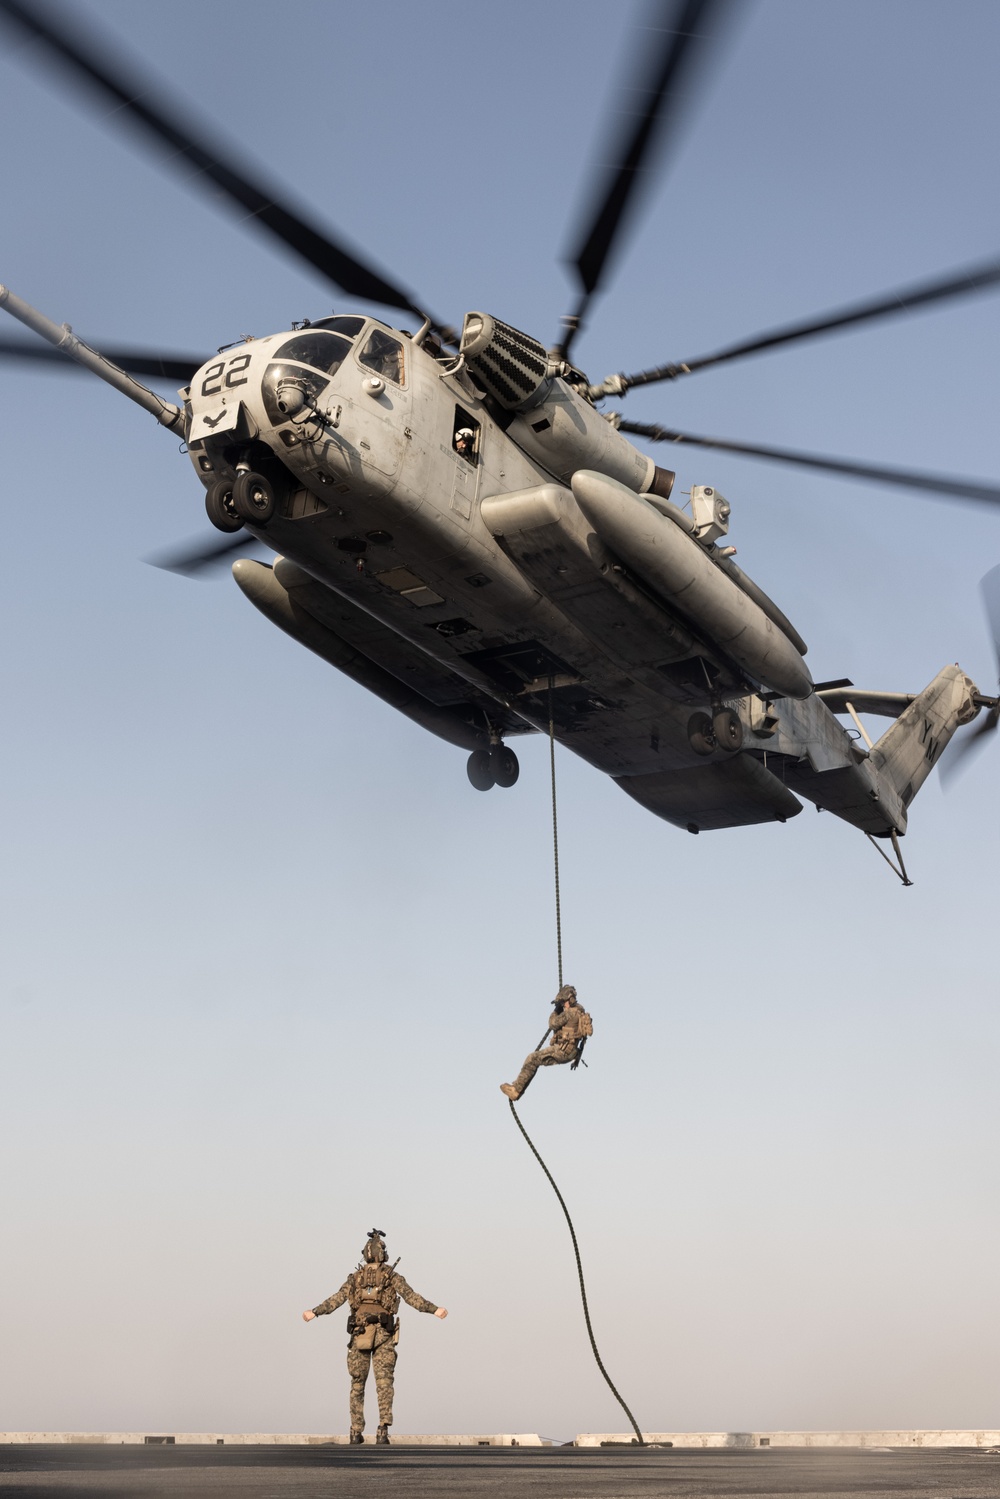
[310,1278,353,1316]
[389,1277,437,1313]
[392,1273,445,1316]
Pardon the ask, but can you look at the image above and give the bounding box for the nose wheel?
[205,478,242,532]
[233,470,276,524]
[467,744,520,791]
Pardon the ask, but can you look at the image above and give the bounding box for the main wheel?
[491,745,520,788]
[466,749,496,791]
[233,470,276,524]
[687,712,716,756]
[713,707,744,752]
[205,478,243,533]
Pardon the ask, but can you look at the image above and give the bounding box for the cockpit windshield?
[309,315,366,339]
[272,331,353,374]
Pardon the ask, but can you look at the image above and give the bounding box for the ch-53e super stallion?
[3,0,1000,885]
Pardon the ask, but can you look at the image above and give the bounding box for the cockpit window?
[310,315,366,339]
[359,329,405,385]
[273,331,352,374]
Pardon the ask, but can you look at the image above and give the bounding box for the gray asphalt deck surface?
[1,1446,999,1499]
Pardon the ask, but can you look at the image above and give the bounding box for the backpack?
[348,1263,401,1347]
[349,1263,399,1321]
[560,1004,593,1041]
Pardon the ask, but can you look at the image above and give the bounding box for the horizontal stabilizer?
[817,687,915,719]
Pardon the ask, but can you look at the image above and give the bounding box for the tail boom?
[783,664,978,836]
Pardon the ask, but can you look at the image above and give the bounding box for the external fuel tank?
[570,471,813,700]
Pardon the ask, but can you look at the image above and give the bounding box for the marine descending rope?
[505,683,645,1448]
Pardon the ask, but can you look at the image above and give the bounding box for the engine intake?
[460,312,549,410]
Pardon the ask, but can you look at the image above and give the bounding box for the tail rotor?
[940,565,1000,785]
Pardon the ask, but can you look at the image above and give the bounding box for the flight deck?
[2,1442,1000,1499]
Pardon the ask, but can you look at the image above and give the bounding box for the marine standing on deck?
[302,1228,447,1445]
[501,985,593,1101]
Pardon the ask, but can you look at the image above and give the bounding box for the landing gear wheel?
[466,749,496,791]
[687,712,717,756]
[491,745,520,788]
[713,707,744,752]
[232,470,276,525]
[205,478,242,533]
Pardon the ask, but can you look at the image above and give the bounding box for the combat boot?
[500,1083,520,1100]
[349,1430,364,1445]
[376,1424,390,1445]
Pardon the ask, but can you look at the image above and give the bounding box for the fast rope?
[504,681,645,1446]
[548,677,563,989]
[508,1099,644,1446]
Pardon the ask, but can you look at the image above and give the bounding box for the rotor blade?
[980,563,1000,671]
[0,0,428,320]
[605,256,1000,394]
[939,706,1000,788]
[145,532,262,578]
[558,0,729,355]
[0,336,202,383]
[941,570,1000,785]
[618,421,1000,506]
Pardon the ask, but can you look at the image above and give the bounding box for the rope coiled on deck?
[508,1099,645,1445]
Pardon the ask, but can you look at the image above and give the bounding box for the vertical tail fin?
[870,664,978,828]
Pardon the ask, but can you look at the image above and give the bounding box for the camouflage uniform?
[312,1256,439,1434]
[504,988,592,1100]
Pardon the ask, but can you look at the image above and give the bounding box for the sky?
[1,0,999,1443]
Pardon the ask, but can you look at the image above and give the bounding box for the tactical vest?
[348,1263,400,1330]
[554,1005,593,1043]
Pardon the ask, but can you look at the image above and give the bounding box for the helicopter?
[3,0,1000,882]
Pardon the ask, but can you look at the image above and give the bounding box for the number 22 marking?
[201,352,252,397]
